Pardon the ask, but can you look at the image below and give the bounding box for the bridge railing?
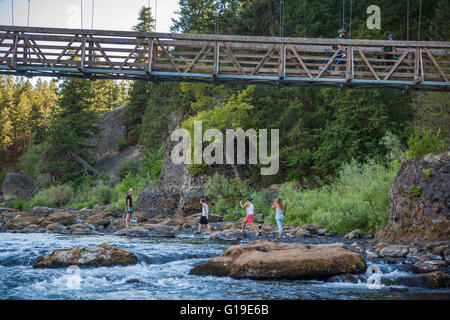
[0,26,449,90]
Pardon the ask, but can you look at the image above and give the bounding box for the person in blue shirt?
[125,188,133,228]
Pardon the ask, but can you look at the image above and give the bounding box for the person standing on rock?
[196,198,211,234]
[125,188,133,228]
[272,198,285,238]
[240,196,260,236]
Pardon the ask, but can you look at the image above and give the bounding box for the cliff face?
[376,152,450,243]
[135,135,206,216]
[89,104,128,161]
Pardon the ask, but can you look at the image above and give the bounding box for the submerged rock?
[33,243,138,268]
[189,240,366,280]
[379,245,410,258]
[420,271,449,289]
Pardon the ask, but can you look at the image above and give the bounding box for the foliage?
[408,184,423,197]
[115,138,128,152]
[204,173,251,220]
[96,186,113,205]
[276,160,396,233]
[17,143,45,179]
[141,146,164,179]
[115,159,139,179]
[406,129,446,159]
[45,78,100,182]
[38,184,75,207]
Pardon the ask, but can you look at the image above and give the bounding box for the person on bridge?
[382,34,397,72]
[334,29,347,70]
[321,29,347,71]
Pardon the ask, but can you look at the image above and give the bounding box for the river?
[0,232,448,300]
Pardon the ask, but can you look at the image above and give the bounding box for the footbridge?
[0,26,449,91]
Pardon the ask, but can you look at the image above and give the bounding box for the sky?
[0,0,180,32]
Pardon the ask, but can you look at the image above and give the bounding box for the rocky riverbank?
[1,205,449,288]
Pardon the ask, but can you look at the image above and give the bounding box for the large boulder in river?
[33,243,138,268]
[1,172,35,201]
[189,240,366,280]
[376,152,450,243]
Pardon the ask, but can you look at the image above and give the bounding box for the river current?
[0,232,448,300]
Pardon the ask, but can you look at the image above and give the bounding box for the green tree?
[45,78,100,182]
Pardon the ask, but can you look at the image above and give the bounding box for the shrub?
[8,199,30,210]
[115,159,138,179]
[141,147,164,179]
[96,186,112,205]
[116,138,128,152]
[204,173,251,220]
[17,144,45,179]
[276,160,396,233]
[406,129,446,159]
[39,184,74,207]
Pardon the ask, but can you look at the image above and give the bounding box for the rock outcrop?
[189,240,366,280]
[1,173,35,201]
[33,243,138,268]
[135,135,205,216]
[376,152,450,243]
[89,104,128,161]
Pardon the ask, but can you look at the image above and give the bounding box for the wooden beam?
[146,38,154,78]
[383,49,409,80]
[184,42,209,74]
[316,49,340,78]
[424,47,448,82]
[120,38,144,69]
[92,36,114,70]
[251,45,275,75]
[356,46,380,80]
[223,41,245,75]
[289,46,312,78]
[52,35,78,67]
[156,38,181,73]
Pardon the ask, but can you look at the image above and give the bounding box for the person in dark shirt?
[125,188,133,228]
[383,34,397,71]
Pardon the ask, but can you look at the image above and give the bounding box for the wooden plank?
[289,46,313,78]
[92,36,115,69]
[251,44,275,75]
[424,47,449,82]
[119,38,144,69]
[223,41,245,75]
[156,38,181,73]
[356,46,380,80]
[184,42,209,74]
[52,35,78,66]
[316,49,340,78]
[383,49,410,80]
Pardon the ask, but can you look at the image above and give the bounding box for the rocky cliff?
[376,152,450,243]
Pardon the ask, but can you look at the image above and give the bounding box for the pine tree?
[45,78,100,182]
[126,6,155,142]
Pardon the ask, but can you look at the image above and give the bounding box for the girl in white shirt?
[239,196,260,236]
[197,198,211,233]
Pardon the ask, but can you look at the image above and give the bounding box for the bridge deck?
[0,26,449,91]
